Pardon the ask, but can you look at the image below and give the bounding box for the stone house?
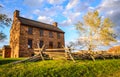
[9,10,65,58]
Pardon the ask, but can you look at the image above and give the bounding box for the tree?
[0,5,11,41]
[108,46,120,54]
[75,11,116,61]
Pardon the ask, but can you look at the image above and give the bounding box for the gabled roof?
[18,16,64,33]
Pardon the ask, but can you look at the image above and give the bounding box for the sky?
[0,0,120,50]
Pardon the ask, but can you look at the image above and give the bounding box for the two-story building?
[9,10,65,58]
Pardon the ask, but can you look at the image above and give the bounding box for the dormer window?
[28,27,33,34]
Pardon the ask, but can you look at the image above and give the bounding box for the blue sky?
[0,0,120,50]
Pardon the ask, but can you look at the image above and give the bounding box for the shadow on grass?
[0,58,26,65]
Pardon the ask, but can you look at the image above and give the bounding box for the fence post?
[63,45,75,62]
[37,44,45,60]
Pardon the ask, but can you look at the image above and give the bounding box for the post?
[63,45,75,62]
[37,43,45,60]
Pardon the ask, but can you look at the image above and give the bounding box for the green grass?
[0,56,26,65]
[0,59,120,77]
[0,56,2,59]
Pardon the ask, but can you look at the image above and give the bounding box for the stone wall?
[2,45,11,58]
[10,14,21,58]
[10,10,65,58]
[19,25,65,57]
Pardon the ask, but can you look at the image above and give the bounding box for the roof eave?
[20,23,65,33]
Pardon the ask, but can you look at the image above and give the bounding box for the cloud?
[37,16,54,24]
[33,5,64,24]
[23,0,44,7]
[61,11,81,26]
[0,39,9,48]
[66,0,79,10]
[97,0,120,38]
[60,0,95,26]
[47,0,65,5]
[0,3,4,7]
[31,0,95,27]
[33,5,63,17]
[24,0,65,7]
[33,9,41,15]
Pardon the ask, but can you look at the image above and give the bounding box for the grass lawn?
[0,59,120,77]
[0,56,26,65]
[0,56,2,58]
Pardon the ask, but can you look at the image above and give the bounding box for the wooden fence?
[34,44,75,62]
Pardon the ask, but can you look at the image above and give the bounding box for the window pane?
[28,39,32,48]
[58,42,61,48]
[39,40,44,48]
[49,31,53,38]
[40,30,44,36]
[57,33,60,39]
[28,27,33,34]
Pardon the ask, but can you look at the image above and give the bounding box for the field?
[0,56,26,65]
[0,57,120,77]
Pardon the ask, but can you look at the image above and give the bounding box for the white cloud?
[61,19,72,26]
[0,3,4,7]
[24,0,44,7]
[31,0,95,27]
[38,16,54,24]
[24,0,65,7]
[88,6,95,11]
[0,39,9,48]
[61,10,81,26]
[47,0,65,5]
[60,0,94,26]
[22,15,33,19]
[33,5,63,17]
[33,9,41,15]
[97,0,120,38]
[66,0,79,10]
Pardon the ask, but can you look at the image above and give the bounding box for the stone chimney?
[14,10,19,18]
[53,22,58,27]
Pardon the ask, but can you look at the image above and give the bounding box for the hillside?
[0,59,120,77]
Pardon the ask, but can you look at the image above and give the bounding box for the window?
[57,33,60,39]
[49,31,53,38]
[40,29,44,36]
[57,42,61,48]
[28,39,32,48]
[39,40,44,48]
[49,41,53,48]
[28,27,33,34]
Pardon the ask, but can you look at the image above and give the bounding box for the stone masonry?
[10,10,65,58]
